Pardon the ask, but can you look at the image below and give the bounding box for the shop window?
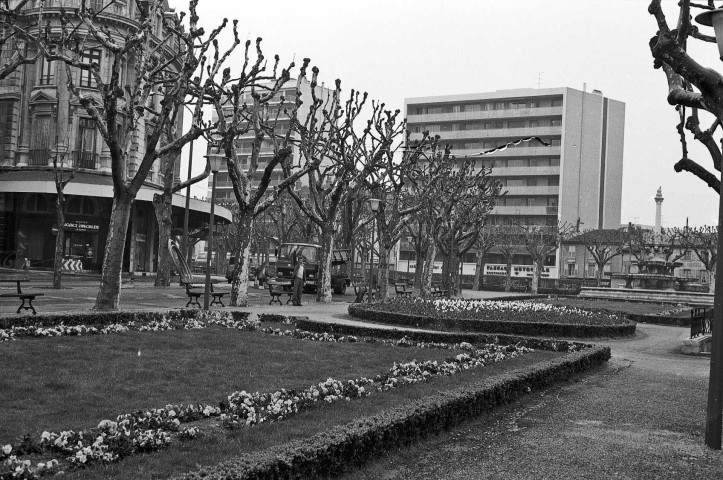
[24,194,50,213]
[66,197,96,216]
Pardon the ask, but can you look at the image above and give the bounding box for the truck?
[274,242,350,294]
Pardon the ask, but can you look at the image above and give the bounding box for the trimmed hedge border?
[0,309,249,330]
[173,344,610,480]
[347,304,636,338]
[295,318,592,352]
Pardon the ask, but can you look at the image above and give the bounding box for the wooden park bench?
[0,277,44,314]
[268,281,293,305]
[168,239,226,308]
[353,284,377,303]
[178,274,227,308]
[394,282,414,298]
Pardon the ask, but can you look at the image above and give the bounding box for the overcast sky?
[169,0,721,229]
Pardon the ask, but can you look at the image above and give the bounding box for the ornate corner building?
[0,0,230,273]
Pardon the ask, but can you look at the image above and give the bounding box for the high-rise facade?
[403,87,625,278]
[209,79,335,202]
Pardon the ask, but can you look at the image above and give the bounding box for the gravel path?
[342,323,723,479]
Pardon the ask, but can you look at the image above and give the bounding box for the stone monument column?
[654,187,664,234]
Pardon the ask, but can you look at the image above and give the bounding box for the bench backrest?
[168,239,194,283]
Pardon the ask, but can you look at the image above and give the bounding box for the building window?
[75,118,98,169]
[494,102,507,110]
[29,115,56,166]
[549,176,560,186]
[508,120,524,128]
[548,197,559,207]
[529,120,539,127]
[23,194,50,213]
[511,101,527,109]
[551,98,563,107]
[66,197,96,216]
[684,251,692,260]
[550,138,561,146]
[550,118,562,127]
[550,158,560,166]
[0,99,13,160]
[39,56,55,85]
[79,49,102,88]
[527,178,537,187]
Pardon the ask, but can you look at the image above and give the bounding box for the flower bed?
[171,344,611,480]
[0,324,534,477]
[0,310,257,341]
[349,298,636,337]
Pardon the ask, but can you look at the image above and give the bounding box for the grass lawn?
[535,297,689,317]
[1,325,561,479]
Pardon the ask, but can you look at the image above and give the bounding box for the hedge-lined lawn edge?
[348,303,636,338]
[172,344,610,480]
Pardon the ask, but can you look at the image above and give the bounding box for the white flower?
[1,444,10,455]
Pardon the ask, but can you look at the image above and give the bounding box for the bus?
[275,242,349,294]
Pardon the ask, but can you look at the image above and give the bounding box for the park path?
[341,322,723,480]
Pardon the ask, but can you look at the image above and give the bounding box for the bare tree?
[152,129,210,287]
[287,90,391,303]
[495,225,526,292]
[520,221,574,294]
[14,1,234,309]
[51,147,74,289]
[0,0,41,79]
[649,0,723,448]
[473,225,500,291]
[572,228,627,287]
[682,225,718,291]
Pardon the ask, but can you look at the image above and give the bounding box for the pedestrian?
[292,256,305,306]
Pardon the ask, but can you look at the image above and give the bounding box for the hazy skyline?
[170,0,720,228]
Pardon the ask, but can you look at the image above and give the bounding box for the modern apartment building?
[402,87,625,278]
[0,1,231,273]
[209,78,335,202]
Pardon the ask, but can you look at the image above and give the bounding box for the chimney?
[654,187,664,233]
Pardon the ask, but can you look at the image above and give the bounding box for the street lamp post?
[367,198,381,304]
[203,147,224,310]
[693,7,723,450]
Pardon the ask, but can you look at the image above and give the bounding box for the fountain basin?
[579,286,713,306]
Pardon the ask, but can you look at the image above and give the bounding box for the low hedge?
[347,304,636,338]
[295,318,592,352]
[173,344,610,480]
[0,309,249,330]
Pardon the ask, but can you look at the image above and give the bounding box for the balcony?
[501,185,560,196]
[453,146,561,158]
[406,106,564,124]
[492,205,558,216]
[73,151,98,170]
[28,149,50,166]
[490,165,560,177]
[422,126,560,141]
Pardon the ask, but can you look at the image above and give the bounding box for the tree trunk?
[596,265,604,287]
[94,195,133,311]
[474,250,486,291]
[531,260,540,294]
[316,224,334,303]
[505,260,513,292]
[53,200,65,290]
[152,192,173,287]
[378,236,391,300]
[230,214,253,307]
[709,270,716,294]
[414,245,426,289]
[422,241,436,297]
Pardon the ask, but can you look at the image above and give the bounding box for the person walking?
[292,256,305,306]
